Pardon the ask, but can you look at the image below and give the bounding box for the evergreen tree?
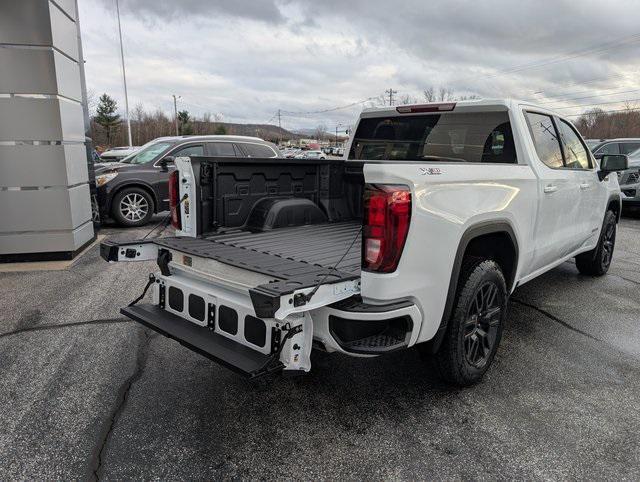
[178,110,194,135]
[95,94,121,145]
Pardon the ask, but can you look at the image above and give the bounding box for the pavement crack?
[511,298,600,342]
[0,318,131,339]
[89,328,155,481]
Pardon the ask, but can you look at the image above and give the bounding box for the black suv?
[95,135,280,226]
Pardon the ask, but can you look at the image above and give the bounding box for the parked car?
[585,139,606,150]
[99,146,140,162]
[617,147,640,210]
[102,99,626,386]
[295,149,326,159]
[95,135,281,227]
[590,138,640,157]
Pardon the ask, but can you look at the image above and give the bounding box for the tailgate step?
[122,304,278,378]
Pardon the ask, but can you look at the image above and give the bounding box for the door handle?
[580,182,590,190]
[544,184,558,193]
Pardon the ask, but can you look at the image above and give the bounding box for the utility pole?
[385,87,397,106]
[115,0,132,146]
[277,109,281,144]
[172,94,181,135]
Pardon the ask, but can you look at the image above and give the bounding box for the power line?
[280,96,379,116]
[460,31,640,83]
[550,97,640,110]
[565,107,640,117]
[531,72,636,96]
[537,87,640,105]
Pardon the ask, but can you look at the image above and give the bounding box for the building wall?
[0,0,94,259]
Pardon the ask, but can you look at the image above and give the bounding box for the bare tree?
[314,123,328,141]
[399,94,417,105]
[423,87,435,102]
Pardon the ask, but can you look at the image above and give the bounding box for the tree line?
[91,93,229,150]
[574,107,640,140]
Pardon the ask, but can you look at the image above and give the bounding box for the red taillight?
[363,184,411,273]
[395,102,456,113]
[168,170,181,230]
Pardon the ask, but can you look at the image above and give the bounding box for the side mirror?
[159,156,175,172]
[594,153,604,161]
[598,154,628,181]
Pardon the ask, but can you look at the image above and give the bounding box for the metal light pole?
[115,0,132,146]
[172,94,181,135]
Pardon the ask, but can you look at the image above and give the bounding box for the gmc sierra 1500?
[101,99,628,386]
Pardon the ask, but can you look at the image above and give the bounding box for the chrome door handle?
[544,184,558,193]
[580,182,590,189]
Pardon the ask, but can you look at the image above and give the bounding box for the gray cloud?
[80,0,640,130]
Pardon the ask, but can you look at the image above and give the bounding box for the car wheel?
[432,258,507,386]
[575,210,617,276]
[111,187,155,227]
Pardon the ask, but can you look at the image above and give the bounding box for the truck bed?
[155,220,362,281]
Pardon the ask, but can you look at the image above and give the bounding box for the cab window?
[524,112,564,169]
[557,120,591,169]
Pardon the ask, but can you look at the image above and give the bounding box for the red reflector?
[396,102,456,113]
[362,184,411,273]
[168,170,181,230]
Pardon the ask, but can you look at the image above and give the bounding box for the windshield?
[348,111,516,163]
[121,141,174,164]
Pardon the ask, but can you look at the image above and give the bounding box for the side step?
[122,304,279,378]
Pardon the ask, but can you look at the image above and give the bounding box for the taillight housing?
[169,170,181,230]
[362,184,411,273]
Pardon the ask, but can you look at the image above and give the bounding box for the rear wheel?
[575,210,617,276]
[111,187,155,227]
[433,258,507,386]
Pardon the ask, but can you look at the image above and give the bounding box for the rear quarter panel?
[361,162,538,343]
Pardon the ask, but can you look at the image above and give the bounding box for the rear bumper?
[312,297,423,355]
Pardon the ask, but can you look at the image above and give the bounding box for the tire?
[433,258,508,386]
[111,187,155,227]
[575,210,617,276]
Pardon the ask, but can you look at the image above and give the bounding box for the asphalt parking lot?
[1,216,639,480]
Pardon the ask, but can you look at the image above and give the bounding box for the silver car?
[618,147,640,209]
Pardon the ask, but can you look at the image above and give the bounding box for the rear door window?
[524,112,564,169]
[348,111,517,163]
[557,120,591,169]
[595,142,620,155]
[208,142,237,157]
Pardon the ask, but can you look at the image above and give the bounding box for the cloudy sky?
[78,0,640,131]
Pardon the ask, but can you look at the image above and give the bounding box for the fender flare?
[426,220,519,354]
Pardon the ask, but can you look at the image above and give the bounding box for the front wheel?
[575,210,617,276]
[111,187,155,227]
[432,258,508,386]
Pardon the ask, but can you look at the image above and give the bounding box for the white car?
[295,150,326,159]
[99,146,140,162]
[102,99,626,386]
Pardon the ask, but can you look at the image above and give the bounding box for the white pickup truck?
[101,99,628,386]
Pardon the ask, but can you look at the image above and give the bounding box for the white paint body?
[354,99,617,345]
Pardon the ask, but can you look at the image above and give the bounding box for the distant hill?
[200,122,301,142]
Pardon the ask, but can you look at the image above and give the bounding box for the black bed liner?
[154,221,362,316]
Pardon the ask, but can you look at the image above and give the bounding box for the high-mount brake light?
[362,184,411,273]
[396,102,456,113]
[169,170,181,230]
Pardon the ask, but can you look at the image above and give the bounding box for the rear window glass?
[348,112,516,163]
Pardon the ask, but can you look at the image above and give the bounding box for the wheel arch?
[425,220,519,354]
[607,193,622,222]
[110,182,159,214]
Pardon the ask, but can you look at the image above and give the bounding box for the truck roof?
[360,98,562,117]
